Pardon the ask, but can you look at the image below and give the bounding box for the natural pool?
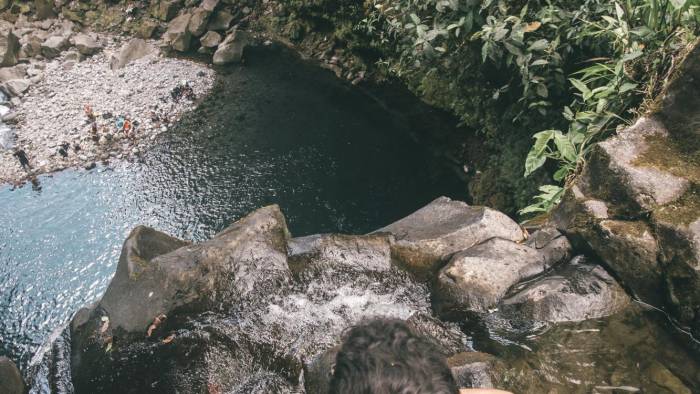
[0,46,465,368]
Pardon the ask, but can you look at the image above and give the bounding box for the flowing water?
[0,46,464,368]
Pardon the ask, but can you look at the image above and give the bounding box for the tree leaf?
[531,59,548,66]
[569,78,591,97]
[528,39,549,51]
[536,83,548,98]
[524,150,547,177]
[553,131,577,162]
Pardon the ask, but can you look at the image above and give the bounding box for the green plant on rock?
[521,0,699,217]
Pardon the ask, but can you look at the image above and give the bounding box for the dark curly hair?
[329,319,459,394]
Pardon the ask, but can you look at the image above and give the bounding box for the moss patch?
[634,133,700,184]
[653,185,700,226]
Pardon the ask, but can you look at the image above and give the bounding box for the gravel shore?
[0,33,215,186]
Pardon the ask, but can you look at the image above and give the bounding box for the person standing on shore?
[13,148,31,171]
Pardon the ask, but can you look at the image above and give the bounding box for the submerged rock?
[288,233,393,274]
[434,230,570,315]
[500,256,630,323]
[376,196,525,278]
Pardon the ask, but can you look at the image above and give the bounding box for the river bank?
[0,17,214,185]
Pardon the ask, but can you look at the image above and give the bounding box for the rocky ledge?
[553,42,700,338]
[17,197,642,393]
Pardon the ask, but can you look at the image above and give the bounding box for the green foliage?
[354,0,698,217]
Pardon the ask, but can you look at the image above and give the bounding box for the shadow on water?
[0,45,465,368]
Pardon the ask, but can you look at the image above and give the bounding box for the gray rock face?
[97,205,290,333]
[41,35,68,58]
[434,231,571,315]
[199,30,222,48]
[71,33,102,55]
[213,29,251,65]
[582,117,689,212]
[288,233,393,274]
[109,38,156,70]
[152,0,182,21]
[376,196,525,278]
[188,8,211,37]
[0,357,24,394]
[207,10,234,31]
[164,13,192,52]
[500,256,630,322]
[0,30,20,66]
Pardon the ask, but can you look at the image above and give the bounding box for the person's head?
[329,318,458,394]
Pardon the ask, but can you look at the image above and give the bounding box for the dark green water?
[0,46,465,367]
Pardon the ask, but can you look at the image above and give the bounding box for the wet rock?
[35,0,56,20]
[405,313,470,355]
[288,233,393,275]
[376,196,525,278]
[199,30,221,48]
[213,29,251,65]
[109,38,156,70]
[304,345,340,394]
[41,35,69,58]
[207,10,234,31]
[0,356,24,394]
[188,9,211,37]
[434,232,570,315]
[0,30,20,66]
[164,13,192,52]
[448,352,503,389]
[646,361,692,394]
[500,256,630,322]
[71,33,102,55]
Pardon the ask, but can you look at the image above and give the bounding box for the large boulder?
[434,228,571,315]
[201,0,220,12]
[375,197,525,278]
[213,29,252,65]
[163,13,192,52]
[499,256,631,322]
[0,30,20,66]
[0,357,24,394]
[4,78,30,96]
[109,38,156,70]
[92,205,290,334]
[71,33,102,55]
